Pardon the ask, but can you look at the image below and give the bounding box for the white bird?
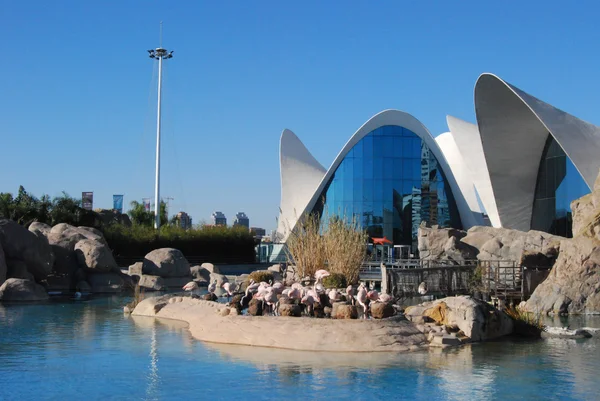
[263,288,279,315]
[328,288,341,303]
[367,288,379,302]
[272,281,284,294]
[222,282,237,301]
[418,282,428,295]
[183,281,200,296]
[346,285,355,305]
[378,293,393,303]
[314,269,330,283]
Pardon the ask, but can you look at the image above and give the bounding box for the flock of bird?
[182,268,428,319]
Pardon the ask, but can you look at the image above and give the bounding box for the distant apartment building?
[250,227,266,237]
[211,211,227,226]
[233,212,249,228]
[175,211,193,229]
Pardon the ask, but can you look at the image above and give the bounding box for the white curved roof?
[474,73,597,231]
[277,110,479,241]
[445,115,500,227]
[435,131,486,224]
[276,129,327,240]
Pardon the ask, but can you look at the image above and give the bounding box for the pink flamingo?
[356,283,368,318]
[378,293,393,303]
[222,282,237,302]
[346,285,355,305]
[182,281,199,297]
[328,288,341,303]
[314,269,330,283]
[301,293,316,316]
[367,288,379,303]
[207,279,217,296]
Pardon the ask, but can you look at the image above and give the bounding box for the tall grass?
[323,215,368,284]
[505,305,545,338]
[284,213,326,280]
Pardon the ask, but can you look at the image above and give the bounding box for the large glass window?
[313,125,461,252]
[531,135,590,237]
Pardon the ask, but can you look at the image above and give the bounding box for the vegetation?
[284,212,368,284]
[505,305,545,338]
[284,213,326,280]
[322,273,347,289]
[323,215,368,284]
[248,270,274,284]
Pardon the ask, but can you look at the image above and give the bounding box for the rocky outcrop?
[0,243,6,286]
[0,278,49,301]
[132,295,428,352]
[331,302,358,319]
[6,259,34,280]
[418,225,477,261]
[0,219,54,281]
[405,296,513,342]
[370,302,395,319]
[523,170,600,314]
[138,275,165,291]
[142,248,190,278]
[28,222,51,237]
[74,239,118,272]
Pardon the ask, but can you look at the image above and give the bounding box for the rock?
[200,262,220,274]
[524,237,600,314]
[47,231,85,275]
[331,302,358,319]
[87,272,124,293]
[371,302,395,319]
[6,259,34,280]
[28,222,51,236]
[268,264,282,273]
[203,293,218,302]
[162,276,197,288]
[430,334,462,347]
[324,306,332,317]
[76,226,107,245]
[418,225,477,261]
[138,275,165,291]
[0,243,6,286]
[74,239,118,273]
[571,169,600,240]
[543,326,593,339]
[229,294,243,313]
[248,298,263,316]
[190,265,207,281]
[0,278,49,301]
[209,273,228,287]
[142,248,190,277]
[404,296,513,342]
[128,262,143,277]
[76,280,92,292]
[0,219,54,281]
[278,303,301,317]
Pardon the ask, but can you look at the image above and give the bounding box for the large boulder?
[138,275,165,291]
[0,219,54,281]
[6,259,34,280]
[142,248,190,278]
[47,231,85,275]
[209,273,228,287]
[87,272,125,293]
[0,243,6,286]
[0,278,49,301]
[571,170,600,240]
[74,239,118,272]
[524,237,600,314]
[418,225,477,261]
[331,302,358,319]
[404,296,513,342]
[28,222,51,236]
[371,302,395,319]
[200,262,220,274]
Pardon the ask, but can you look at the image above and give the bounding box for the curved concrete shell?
[276,129,327,240]
[474,73,598,231]
[435,131,485,224]
[446,115,500,227]
[277,110,479,241]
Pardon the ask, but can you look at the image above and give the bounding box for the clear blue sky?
[3,1,600,231]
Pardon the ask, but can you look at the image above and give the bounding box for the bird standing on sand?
[418,281,428,295]
[183,281,200,297]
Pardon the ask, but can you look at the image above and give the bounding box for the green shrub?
[322,273,347,289]
[248,270,274,284]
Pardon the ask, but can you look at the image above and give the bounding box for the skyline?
[3,1,600,231]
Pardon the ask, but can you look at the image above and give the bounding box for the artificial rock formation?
[75,239,119,272]
[404,296,513,342]
[142,248,191,278]
[0,278,49,301]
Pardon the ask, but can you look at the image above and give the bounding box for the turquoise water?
[1,296,599,401]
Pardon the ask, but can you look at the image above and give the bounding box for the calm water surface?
[0,295,599,401]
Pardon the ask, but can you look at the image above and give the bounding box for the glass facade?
[312,125,462,251]
[531,135,590,237]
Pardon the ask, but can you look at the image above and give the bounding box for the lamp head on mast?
[148,48,174,60]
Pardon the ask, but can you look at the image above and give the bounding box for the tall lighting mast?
[148,25,173,229]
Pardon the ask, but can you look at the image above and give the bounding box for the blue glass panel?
[363,179,373,202]
[374,179,383,202]
[344,158,354,179]
[403,159,412,178]
[383,158,394,180]
[373,136,384,156]
[354,157,363,180]
[353,140,363,159]
[383,136,394,158]
[363,136,373,160]
[373,157,383,179]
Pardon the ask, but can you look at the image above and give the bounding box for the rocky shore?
[131,294,514,352]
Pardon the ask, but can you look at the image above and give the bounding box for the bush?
[102,224,256,264]
[284,213,326,280]
[322,273,347,289]
[248,270,274,284]
[323,214,368,284]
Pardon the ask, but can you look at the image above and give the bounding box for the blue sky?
[2,1,600,231]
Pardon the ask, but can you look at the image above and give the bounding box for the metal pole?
[154,55,163,229]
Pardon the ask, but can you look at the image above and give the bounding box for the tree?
[50,192,82,226]
[127,200,168,227]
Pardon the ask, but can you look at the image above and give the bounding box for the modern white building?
[276,73,599,250]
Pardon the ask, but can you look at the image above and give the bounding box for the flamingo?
[263,288,278,315]
[272,281,284,294]
[328,288,341,303]
[418,281,428,295]
[367,288,379,303]
[287,287,302,301]
[356,283,368,318]
[222,282,237,302]
[301,293,317,316]
[378,293,393,303]
[183,281,200,297]
[346,285,355,305]
[314,269,330,283]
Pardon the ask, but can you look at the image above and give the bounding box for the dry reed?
[323,214,368,284]
[284,213,326,280]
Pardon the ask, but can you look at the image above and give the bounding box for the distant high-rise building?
[250,227,266,237]
[175,211,193,229]
[233,212,249,228]
[211,211,227,226]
